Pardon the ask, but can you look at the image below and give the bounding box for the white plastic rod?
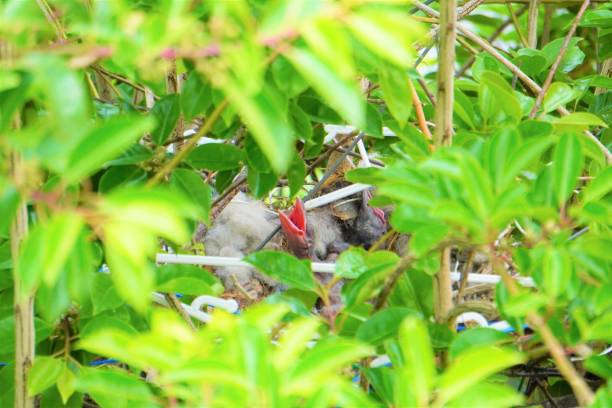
[191,295,239,314]
[156,253,336,274]
[151,292,212,323]
[156,254,535,287]
[304,183,370,210]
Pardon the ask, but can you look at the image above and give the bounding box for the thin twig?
[409,78,433,141]
[507,1,529,47]
[147,100,229,186]
[527,0,540,48]
[456,6,529,78]
[163,293,197,331]
[528,0,590,118]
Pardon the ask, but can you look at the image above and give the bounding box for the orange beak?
[279,198,310,258]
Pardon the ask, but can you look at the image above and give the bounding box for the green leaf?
[25,55,90,139]
[271,57,309,98]
[181,73,212,121]
[91,274,123,315]
[582,167,612,203]
[287,337,373,393]
[450,328,510,359]
[581,9,612,27]
[541,247,572,298]
[356,307,420,346]
[99,166,147,193]
[336,248,399,280]
[103,224,155,314]
[436,347,524,406]
[64,116,154,184]
[343,252,401,309]
[409,224,449,257]
[395,316,435,408]
[0,71,32,133]
[155,264,223,296]
[222,82,294,173]
[286,47,364,128]
[17,224,46,297]
[446,382,524,408]
[27,356,64,395]
[151,94,180,145]
[542,37,585,73]
[512,48,548,77]
[347,10,419,68]
[245,135,272,173]
[247,167,277,199]
[0,178,20,237]
[503,136,553,187]
[542,82,575,113]
[379,67,413,126]
[41,213,84,287]
[244,250,316,291]
[187,143,245,171]
[274,317,321,371]
[56,365,76,404]
[105,144,154,166]
[553,112,608,132]
[479,71,522,124]
[503,291,548,317]
[302,16,354,81]
[75,367,155,405]
[287,155,306,197]
[553,133,584,206]
[170,169,212,222]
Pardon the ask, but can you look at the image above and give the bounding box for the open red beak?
[364,190,386,226]
[279,198,310,258]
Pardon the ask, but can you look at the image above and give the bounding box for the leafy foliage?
[0,0,610,407]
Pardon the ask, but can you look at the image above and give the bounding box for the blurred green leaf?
[245,251,316,292]
[286,47,364,128]
[56,365,76,404]
[543,82,575,114]
[347,10,419,68]
[155,264,223,296]
[553,112,607,132]
[0,71,32,133]
[450,328,510,359]
[357,307,420,346]
[64,116,154,184]
[222,83,294,173]
[582,167,612,203]
[394,316,436,407]
[75,367,155,406]
[446,382,524,408]
[479,71,522,124]
[27,356,64,395]
[436,347,524,406]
